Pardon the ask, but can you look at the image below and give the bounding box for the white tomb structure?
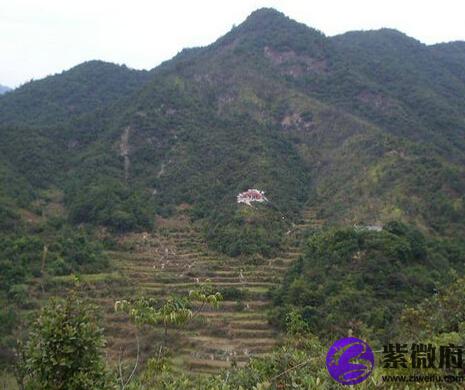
[237,189,268,206]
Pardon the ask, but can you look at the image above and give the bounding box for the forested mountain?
[1,9,464,254]
[1,9,465,386]
[0,61,151,127]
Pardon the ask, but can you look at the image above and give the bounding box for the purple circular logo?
[326,337,374,385]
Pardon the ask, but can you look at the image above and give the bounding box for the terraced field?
[33,208,323,375]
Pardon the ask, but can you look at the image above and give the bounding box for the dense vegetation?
[1,9,465,254]
[0,215,109,367]
[0,229,107,294]
[66,178,154,232]
[18,290,109,390]
[0,61,151,127]
[1,7,465,388]
[271,222,465,345]
[13,286,465,389]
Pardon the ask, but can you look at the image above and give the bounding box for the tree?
[21,287,109,389]
[115,283,222,347]
[113,284,222,389]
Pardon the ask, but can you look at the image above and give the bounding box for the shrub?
[21,290,110,389]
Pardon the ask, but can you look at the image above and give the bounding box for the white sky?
[1,0,464,88]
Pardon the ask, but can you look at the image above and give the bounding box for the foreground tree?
[115,283,223,347]
[114,283,223,389]
[20,288,109,389]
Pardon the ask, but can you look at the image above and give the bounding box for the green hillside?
[271,222,465,343]
[2,9,464,254]
[0,61,151,127]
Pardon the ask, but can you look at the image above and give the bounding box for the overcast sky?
[1,0,465,88]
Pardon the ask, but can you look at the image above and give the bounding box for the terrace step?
[92,209,322,373]
[138,281,279,289]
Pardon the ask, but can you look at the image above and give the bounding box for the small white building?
[237,189,268,206]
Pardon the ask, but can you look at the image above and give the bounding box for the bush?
[219,287,247,300]
[7,284,28,304]
[21,290,110,389]
[67,179,154,233]
[271,222,465,343]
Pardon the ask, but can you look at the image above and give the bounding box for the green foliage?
[207,205,288,257]
[0,228,108,367]
[285,309,311,337]
[66,178,154,233]
[0,203,20,232]
[0,61,151,127]
[0,126,67,189]
[218,286,247,300]
[398,276,465,343]
[0,235,44,294]
[0,228,108,294]
[1,8,465,252]
[115,284,222,346]
[21,289,110,389]
[116,296,193,329]
[48,228,109,274]
[330,29,465,148]
[271,223,465,344]
[134,77,310,256]
[222,8,329,61]
[130,320,341,389]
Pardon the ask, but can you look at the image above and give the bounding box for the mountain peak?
[238,7,320,35]
[244,7,288,22]
[67,60,135,74]
[215,7,326,57]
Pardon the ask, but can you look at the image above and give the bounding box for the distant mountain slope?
[330,30,465,156]
[431,41,465,83]
[0,61,152,127]
[0,8,464,254]
[0,84,11,94]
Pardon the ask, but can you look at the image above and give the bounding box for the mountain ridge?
[0,60,151,127]
[1,7,465,254]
